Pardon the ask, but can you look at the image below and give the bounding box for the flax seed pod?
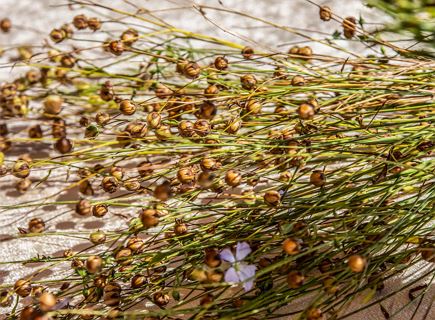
[177,167,196,184]
[204,84,220,96]
[310,170,326,187]
[52,119,66,138]
[297,103,315,120]
[205,248,221,268]
[88,17,102,31]
[60,55,75,68]
[241,46,254,59]
[54,137,73,154]
[43,95,63,115]
[73,14,88,30]
[0,18,12,33]
[86,255,103,274]
[245,99,262,115]
[225,170,242,187]
[155,124,172,140]
[131,275,147,288]
[194,119,211,136]
[28,218,45,233]
[153,292,169,307]
[92,204,108,218]
[299,46,313,58]
[348,255,366,273]
[287,271,304,289]
[291,75,306,86]
[109,40,124,56]
[50,29,67,43]
[14,279,31,297]
[115,247,132,265]
[12,160,30,178]
[101,176,119,193]
[119,99,136,115]
[125,121,147,138]
[319,6,332,21]
[76,199,91,216]
[283,238,300,255]
[155,84,173,99]
[240,74,257,90]
[226,117,242,134]
[16,178,32,193]
[121,28,139,46]
[214,56,228,70]
[147,112,162,129]
[90,230,106,245]
[0,291,13,307]
[264,190,281,206]
[306,307,323,320]
[140,209,159,228]
[39,292,56,312]
[178,120,195,137]
[342,17,357,39]
[127,236,145,252]
[183,62,201,79]
[154,181,172,201]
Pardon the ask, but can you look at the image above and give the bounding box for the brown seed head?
[287,271,305,288]
[39,292,57,312]
[310,170,326,187]
[214,56,229,70]
[28,218,45,233]
[319,6,332,21]
[86,255,103,274]
[283,238,300,255]
[225,170,242,187]
[73,14,88,30]
[264,190,281,206]
[76,199,92,216]
[241,46,254,59]
[347,255,366,272]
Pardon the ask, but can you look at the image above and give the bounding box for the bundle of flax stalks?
[0,0,433,319]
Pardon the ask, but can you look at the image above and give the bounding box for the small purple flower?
[220,242,256,291]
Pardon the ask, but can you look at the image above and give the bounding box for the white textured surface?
[0,1,433,319]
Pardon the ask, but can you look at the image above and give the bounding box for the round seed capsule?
[319,6,332,21]
[88,17,102,31]
[12,160,30,178]
[225,170,242,187]
[14,279,31,297]
[140,209,159,228]
[73,14,88,30]
[174,222,188,236]
[214,56,228,70]
[101,176,119,193]
[264,190,281,206]
[109,40,124,56]
[297,103,315,120]
[92,204,108,218]
[54,137,73,154]
[241,46,254,59]
[287,271,304,288]
[177,167,196,184]
[28,218,45,233]
[291,75,306,86]
[90,230,106,245]
[39,292,56,312]
[76,199,92,216]
[282,238,300,255]
[183,62,201,79]
[86,255,103,274]
[0,18,12,33]
[342,17,357,39]
[153,292,169,307]
[240,74,257,90]
[205,248,221,268]
[347,255,366,273]
[119,99,136,115]
[310,170,326,187]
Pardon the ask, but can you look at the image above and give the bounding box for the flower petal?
[224,267,239,283]
[236,241,251,261]
[220,248,235,263]
[238,263,256,282]
[243,279,254,292]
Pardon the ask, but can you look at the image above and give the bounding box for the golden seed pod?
[288,45,300,55]
[264,190,281,206]
[287,271,305,289]
[155,84,173,99]
[109,40,124,56]
[0,291,13,307]
[306,307,323,320]
[197,101,217,120]
[119,99,136,115]
[214,56,229,70]
[342,16,357,39]
[140,209,160,228]
[205,248,221,268]
[240,74,257,90]
[73,14,88,30]
[310,170,326,187]
[60,55,76,68]
[226,117,242,134]
[0,18,12,33]
[154,181,172,201]
[204,84,220,96]
[54,137,73,154]
[279,171,292,182]
[125,121,148,138]
[16,178,32,193]
[76,199,92,216]
[101,176,119,193]
[95,112,111,126]
[241,46,254,59]
[115,247,132,265]
[347,255,366,273]
[147,112,162,129]
[88,17,102,31]
[282,238,300,255]
[28,218,45,233]
[245,99,262,115]
[178,120,195,137]
[319,6,332,21]
[155,124,172,140]
[194,119,211,136]
[26,70,40,84]
[298,46,313,58]
[124,178,141,192]
[86,255,103,274]
[177,167,196,184]
[131,274,147,288]
[92,204,108,218]
[176,59,189,74]
[39,292,57,312]
[43,95,63,115]
[183,61,201,79]
[50,29,67,43]
[12,160,30,178]
[291,75,306,86]
[201,157,218,171]
[109,166,123,180]
[225,169,242,187]
[121,28,139,46]
[127,236,145,252]
[14,279,32,297]
[174,222,188,236]
[52,119,66,138]
[297,103,315,120]
[153,292,170,307]
[90,230,106,245]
